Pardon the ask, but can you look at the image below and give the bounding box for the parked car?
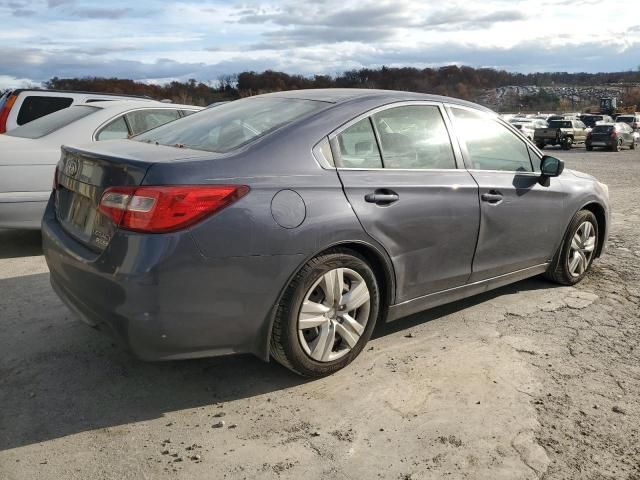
[579,114,613,129]
[534,119,587,149]
[0,89,156,133]
[509,118,548,140]
[586,123,637,151]
[615,114,640,132]
[0,101,201,229]
[42,89,609,377]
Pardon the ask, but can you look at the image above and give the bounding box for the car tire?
[631,141,636,150]
[562,137,573,150]
[536,142,545,150]
[270,248,380,377]
[586,145,593,151]
[613,140,622,152]
[544,210,598,286]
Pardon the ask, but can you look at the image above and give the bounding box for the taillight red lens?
[99,185,249,233]
[0,94,17,134]
[611,131,617,139]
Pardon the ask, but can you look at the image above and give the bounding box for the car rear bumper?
[42,196,303,361]
[0,192,48,229]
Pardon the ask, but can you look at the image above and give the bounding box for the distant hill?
[43,66,640,111]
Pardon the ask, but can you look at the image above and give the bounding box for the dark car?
[42,89,610,377]
[586,123,637,151]
[579,114,613,128]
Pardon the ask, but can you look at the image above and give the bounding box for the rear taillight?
[611,131,618,139]
[98,185,249,233]
[0,94,17,134]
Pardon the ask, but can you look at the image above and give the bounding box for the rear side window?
[451,108,533,172]
[125,109,181,135]
[616,116,634,123]
[336,118,383,168]
[17,96,73,125]
[96,116,130,140]
[134,97,326,153]
[6,105,98,139]
[372,105,455,169]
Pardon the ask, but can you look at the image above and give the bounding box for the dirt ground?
[0,147,638,480]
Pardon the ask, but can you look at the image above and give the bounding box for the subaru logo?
[65,157,79,177]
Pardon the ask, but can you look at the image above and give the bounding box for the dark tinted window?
[452,108,533,172]
[616,116,634,123]
[592,125,613,133]
[372,105,456,169]
[17,95,73,125]
[180,109,198,117]
[549,120,572,129]
[135,97,326,153]
[6,105,98,139]
[336,118,383,168]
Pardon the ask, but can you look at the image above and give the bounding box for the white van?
[0,89,155,133]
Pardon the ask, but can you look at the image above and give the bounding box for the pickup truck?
[534,119,587,150]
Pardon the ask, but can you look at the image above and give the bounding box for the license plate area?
[56,180,114,251]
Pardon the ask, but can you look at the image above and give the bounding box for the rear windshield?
[17,95,73,125]
[616,116,634,122]
[592,125,613,133]
[549,120,572,128]
[6,105,98,139]
[134,97,327,153]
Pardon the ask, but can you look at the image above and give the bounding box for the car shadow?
[0,270,555,452]
[0,229,43,259]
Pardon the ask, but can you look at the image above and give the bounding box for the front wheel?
[270,249,380,377]
[545,210,598,285]
[562,137,573,150]
[631,141,636,150]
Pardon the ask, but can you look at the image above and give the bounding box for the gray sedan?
[42,89,610,377]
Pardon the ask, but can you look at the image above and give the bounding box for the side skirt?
[386,263,549,322]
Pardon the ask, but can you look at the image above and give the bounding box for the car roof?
[75,100,202,111]
[4,88,153,99]
[258,88,492,111]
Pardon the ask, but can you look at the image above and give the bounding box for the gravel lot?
[0,147,638,480]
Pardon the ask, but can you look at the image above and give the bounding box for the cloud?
[422,7,527,29]
[47,0,74,7]
[72,7,131,19]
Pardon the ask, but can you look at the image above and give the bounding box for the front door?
[448,106,569,282]
[332,104,480,303]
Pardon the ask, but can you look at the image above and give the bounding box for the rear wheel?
[545,210,598,285]
[631,140,636,150]
[586,145,593,151]
[613,139,622,152]
[270,249,380,377]
[536,142,545,150]
[562,137,573,150]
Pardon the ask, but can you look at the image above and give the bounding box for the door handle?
[365,189,399,205]
[481,191,503,204]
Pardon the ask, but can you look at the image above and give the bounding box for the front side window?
[126,109,181,135]
[135,97,327,153]
[96,116,130,141]
[371,106,456,169]
[17,96,73,125]
[336,118,383,168]
[6,105,98,139]
[451,108,533,172]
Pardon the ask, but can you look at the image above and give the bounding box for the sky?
[1,0,640,88]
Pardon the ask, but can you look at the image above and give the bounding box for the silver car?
[42,89,610,377]
[0,101,202,228]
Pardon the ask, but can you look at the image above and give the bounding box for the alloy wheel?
[568,221,596,277]
[297,268,371,362]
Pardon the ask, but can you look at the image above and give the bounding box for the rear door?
[447,106,568,282]
[332,103,480,302]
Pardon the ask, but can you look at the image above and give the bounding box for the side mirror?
[540,155,564,177]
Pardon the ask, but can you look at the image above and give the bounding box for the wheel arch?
[581,201,607,258]
[255,239,396,361]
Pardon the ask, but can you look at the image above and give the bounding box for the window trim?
[328,101,465,171]
[444,103,539,174]
[92,107,189,141]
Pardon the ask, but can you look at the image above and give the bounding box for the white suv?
[0,89,155,133]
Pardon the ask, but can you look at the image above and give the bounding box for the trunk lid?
[54,140,214,251]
